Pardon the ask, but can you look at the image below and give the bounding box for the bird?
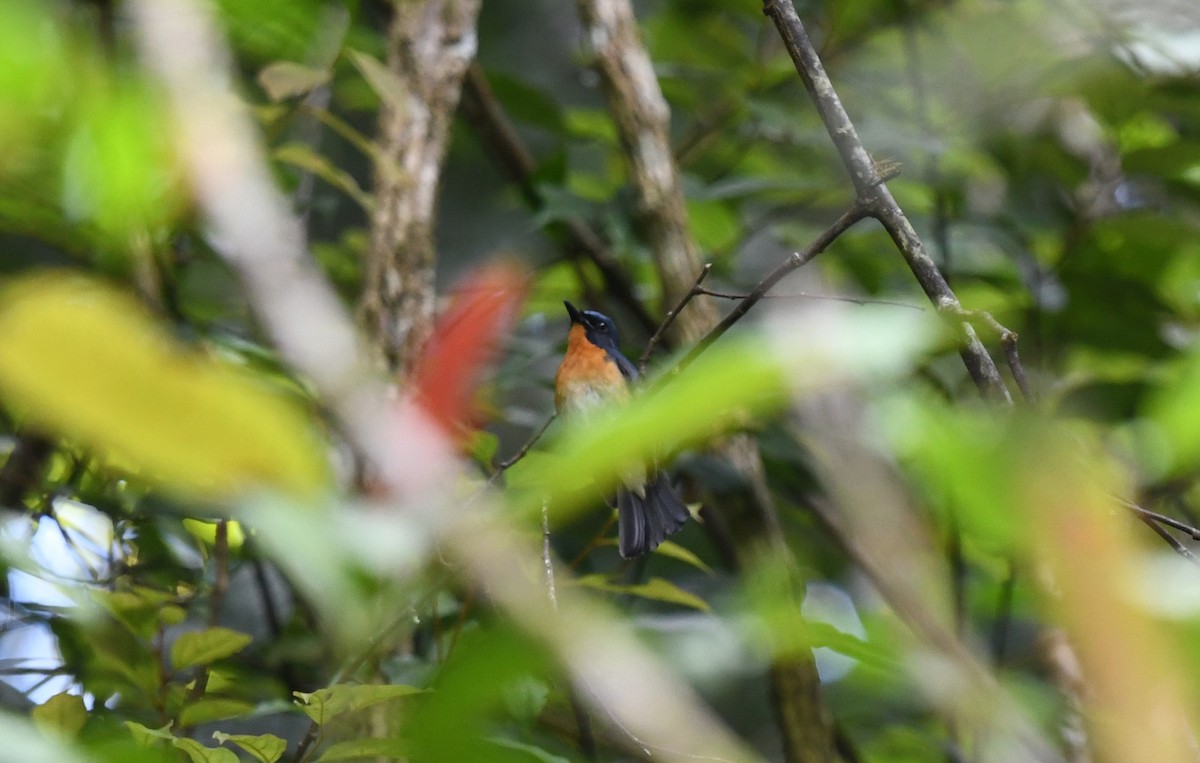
[554,300,691,557]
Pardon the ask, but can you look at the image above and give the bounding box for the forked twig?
[638,263,712,373]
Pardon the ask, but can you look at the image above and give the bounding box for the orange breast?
[555,325,628,415]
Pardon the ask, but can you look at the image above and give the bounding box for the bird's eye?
[595,322,608,332]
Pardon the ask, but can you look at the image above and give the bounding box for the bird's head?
[564,300,620,350]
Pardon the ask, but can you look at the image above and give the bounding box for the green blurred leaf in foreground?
[0,273,330,499]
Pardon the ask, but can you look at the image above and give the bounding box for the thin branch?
[945,305,1038,403]
[1136,514,1200,568]
[1120,499,1200,541]
[674,203,872,373]
[1001,334,1036,403]
[542,499,558,610]
[487,414,556,487]
[638,264,712,373]
[763,0,1012,404]
[696,287,924,311]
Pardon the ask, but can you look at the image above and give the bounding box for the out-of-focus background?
[2,0,1200,761]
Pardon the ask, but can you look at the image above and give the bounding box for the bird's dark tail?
[616,474,691,558]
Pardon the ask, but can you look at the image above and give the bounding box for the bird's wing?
[608,348,639,381]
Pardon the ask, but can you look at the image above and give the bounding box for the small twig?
[696,287,925,311]
[1120,499,1200,540]
[544,500,597,759]
[542,499,558,610]
[1001,334,1035,403]
[673,203,872,374]
[1136,514,1200,569]
[638,263,712,373]
[943,305,1036,403]
[488,414,556,486]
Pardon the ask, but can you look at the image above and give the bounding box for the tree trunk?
[360,0,482,379]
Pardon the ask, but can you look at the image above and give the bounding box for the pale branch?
[763,0,1012,404]
[638,263,712,373]
[675,203,873,373]
[459,64,658,337]
[359,0,482,379]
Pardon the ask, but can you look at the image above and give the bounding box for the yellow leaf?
[31,693,87,738]
[0,273,328,499]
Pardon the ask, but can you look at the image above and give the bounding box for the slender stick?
[638,264,712,373]
[1137,514,1200,569]
[696,287,924,311]
[542,499,558,610]
[675,203,871,373]
[487,414,556,486]
[1120,499,1200,540]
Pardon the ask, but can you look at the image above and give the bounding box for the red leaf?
[409,260,529,440]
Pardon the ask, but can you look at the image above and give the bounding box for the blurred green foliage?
[1,0,1200,761]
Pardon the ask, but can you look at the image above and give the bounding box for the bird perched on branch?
[554,301,690,557]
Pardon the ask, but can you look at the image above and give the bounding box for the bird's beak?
[563,300,583,324]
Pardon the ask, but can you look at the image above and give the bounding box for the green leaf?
[564,108,617,144]
[346,49,407,111]
[488,737,571,763]
[313,738,408,762]
[466,430,500,467]
[212,732,286,763]
[0,274,330,499]
[1148,349,1200,473]
[577,575,711,612]
[179,698,255,726]
[804,622,894,672]
[501,675,548,723]
[293,683,425,725]
[652,540,712,573]
[31,693,87,738]
[687,198,740,252]
[125,720,175,747]
[62,78,182,244]
[274,142,373,212]
[173,738,240,763]
[171,627,254,670]
[0,713,89,763]
[257,61,330,101]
